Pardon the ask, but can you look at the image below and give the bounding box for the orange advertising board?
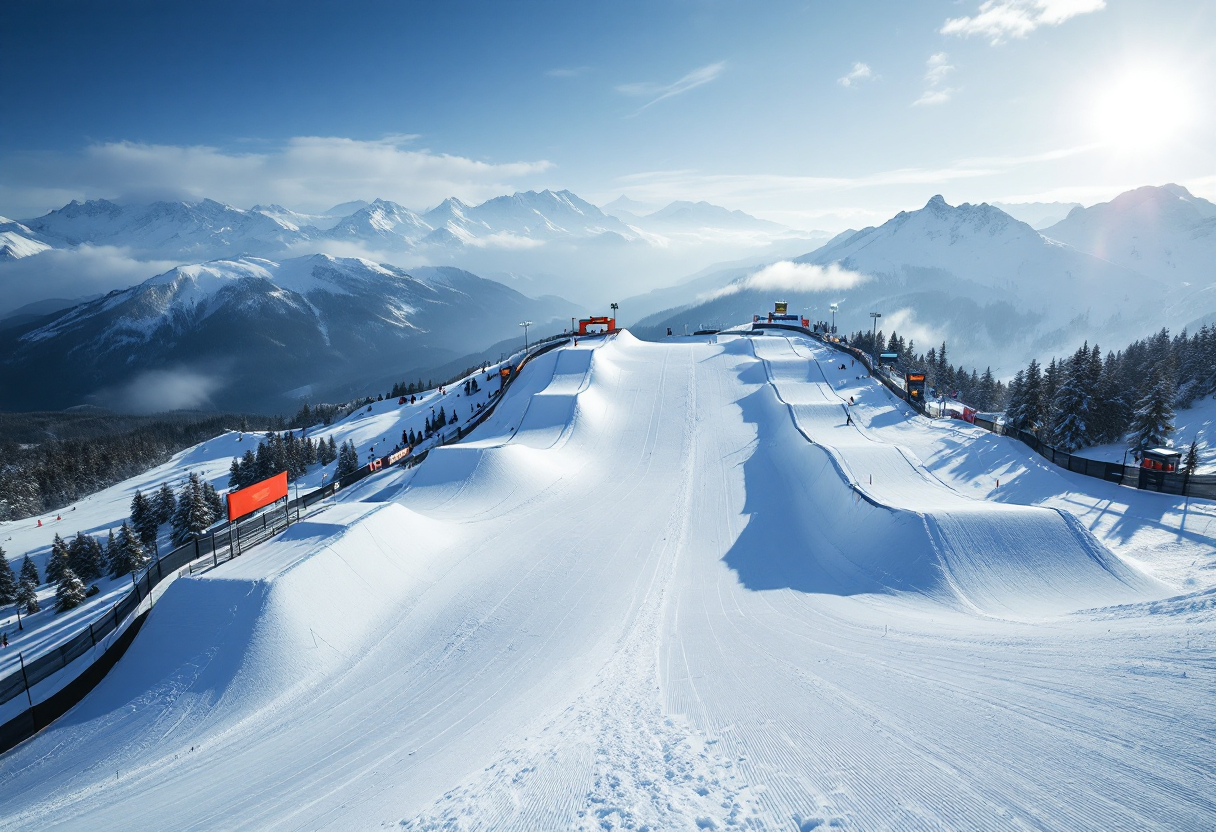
[227,471,288,521]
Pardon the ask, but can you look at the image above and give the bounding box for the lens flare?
[1090,64,1192,151]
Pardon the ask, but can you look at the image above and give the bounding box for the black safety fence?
[0,334,585,755]
[985,424,1216,500]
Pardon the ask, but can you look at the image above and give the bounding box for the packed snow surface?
[1,332,1213,831]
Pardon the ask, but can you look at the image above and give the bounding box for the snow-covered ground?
[0,332,1212,830]
[0,360,511,673]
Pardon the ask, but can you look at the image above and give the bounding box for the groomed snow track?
[0,332,1211,832]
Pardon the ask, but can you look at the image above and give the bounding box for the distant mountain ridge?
[0,254,578,412]
[5,189,801,263]
[634,194,1191,376]
[1041,184,1216,290]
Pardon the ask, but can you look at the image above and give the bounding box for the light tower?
[520,320,532,351]
[869,311,882,360]
[830,303,838,333]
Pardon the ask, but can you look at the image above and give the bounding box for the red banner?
[227,471,288,522]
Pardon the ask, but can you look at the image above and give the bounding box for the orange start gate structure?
[578,316,616,335]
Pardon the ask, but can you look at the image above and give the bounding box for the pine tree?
[1183,439,1200,474]
[172,473,215,545]
[228,458,243,490]
[102,529,118,576]
[131,489,159,549]
[46,533,71,585]
[18,555,40,614]
[55,566,87,613]
[241,449,257,485]
[155,482,176,526]
[68,531,104,581]
[111,520,149,578]
[0,548,18,607]
[1126,366,1177,451]
[336,440,359,479]
[1040,358,1061,437]
[1003,370,1025,426]
[203,481,224,519]
[1092,351,1123,444]
[1050,344,1095,452]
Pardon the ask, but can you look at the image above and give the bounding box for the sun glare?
[1090,64,1193,151]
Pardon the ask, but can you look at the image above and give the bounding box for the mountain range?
[0,254,577,412]
[633,185,1216,376]
[3,183,1213,412]
[0,190,819,309]
[0,190,802,263]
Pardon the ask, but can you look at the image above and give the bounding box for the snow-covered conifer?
[18,555,40,614]
[1126,366,1177,451]
[203,481,224,519]
[46,533,71,585]
[131,489,159,549]
[68,531,104,581]
[155,482,176,525]
[55,566,87,613]
[1050,343,1095,452]
[112,521,149,578]
[0,548,18,607]
[103,530,119,576]
[1183,440,1200,474]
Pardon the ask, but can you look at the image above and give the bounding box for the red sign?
[227,471,288,522]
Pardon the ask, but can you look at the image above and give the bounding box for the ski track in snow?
[0,332,1213,831]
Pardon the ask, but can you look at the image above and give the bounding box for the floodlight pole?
[869,311,882,361]
[830,303,838,333]
[610,302,619,325]
[520,321,532,351]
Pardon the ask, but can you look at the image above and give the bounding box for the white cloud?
[0,245,177,316]
[941,0,1105,45]
[547,66,590,78]
[702,261,869,301]
[838,62,875,88]
[616,62,726,114]
[914,53,956,106]
[881,308,944,354]
[0,137,553,218]
[95,368,224,413]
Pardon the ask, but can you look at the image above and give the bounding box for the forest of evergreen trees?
[848,329,1009,413]
[0,413,270,522]
[0,471,228,617]
[1003,326,1216,460]
[850,323,1216,464]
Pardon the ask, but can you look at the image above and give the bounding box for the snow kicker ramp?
[0,332,1208,832]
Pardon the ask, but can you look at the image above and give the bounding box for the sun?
[1090,63,1193,151]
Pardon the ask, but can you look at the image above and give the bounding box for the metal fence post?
[18,651,32,708]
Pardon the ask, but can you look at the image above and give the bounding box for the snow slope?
[1042,184,1216,289]
[0,332,1212,830]
[0,366,507,679]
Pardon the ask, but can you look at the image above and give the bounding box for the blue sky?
[3,0,1213,229]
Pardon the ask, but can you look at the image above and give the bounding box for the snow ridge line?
[747,336,890,511]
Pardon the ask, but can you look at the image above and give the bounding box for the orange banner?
[227,471,288,522]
